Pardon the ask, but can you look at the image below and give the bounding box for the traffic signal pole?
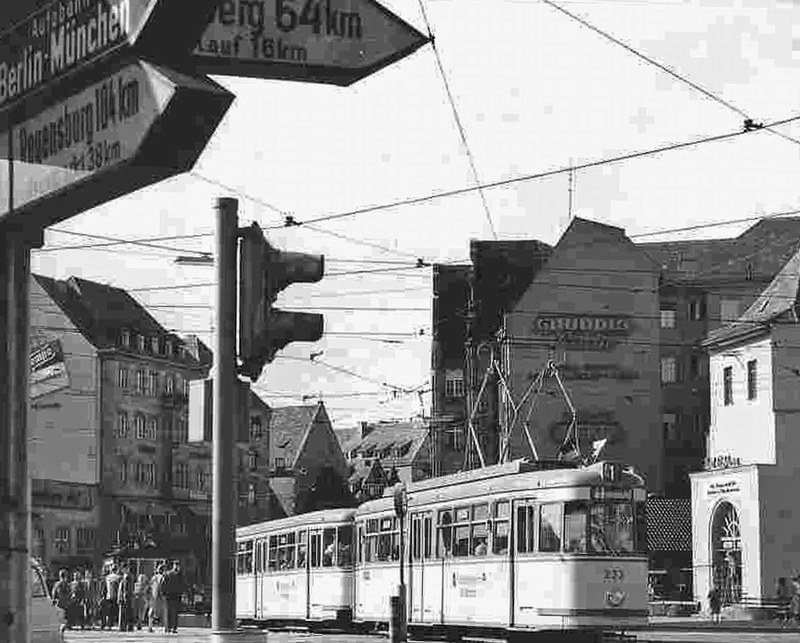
[0,229,37,643]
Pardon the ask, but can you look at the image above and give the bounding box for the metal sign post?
[390,482,408,643]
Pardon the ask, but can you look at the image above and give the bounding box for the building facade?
[691,247,800,607]
[431,217,800,497]
[29,275,211,573]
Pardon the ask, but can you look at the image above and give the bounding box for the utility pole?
[0,227,39,643]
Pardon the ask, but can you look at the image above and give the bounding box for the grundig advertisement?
[30,339,70,399]
[531,313,631,351]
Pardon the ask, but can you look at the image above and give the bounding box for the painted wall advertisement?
[531,313,632,351]
[30,339,70,399]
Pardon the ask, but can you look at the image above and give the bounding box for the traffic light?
[238,222,324,381]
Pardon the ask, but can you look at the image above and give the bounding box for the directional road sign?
[191,0,429,86]
[0,0,220,120]
[0,59,234,229]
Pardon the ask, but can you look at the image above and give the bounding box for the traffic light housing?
[238,222,324,381]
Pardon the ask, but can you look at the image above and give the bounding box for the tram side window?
[310,532,322,568]
[237,540,253,575]
[423,515,433,559]
[516,505,536,554]
[268,535,279,571]
[338,525,353,567]
[438,509,453,558]
[411,517,422,561]
[277,532,296,570]
[492,501,510,555]
[254,539,263,572]
[363,517,398,563]
[564,502,588,553]
[322,528,336,567]
[539,504,563,552]
[453,506,471,557]
[471,504,489,556]
[297,531,307,568]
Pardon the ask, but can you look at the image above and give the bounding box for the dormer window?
[121,329,131,348]
[137,334,146,352]
[151,336,160,354]
[165,339,173,356]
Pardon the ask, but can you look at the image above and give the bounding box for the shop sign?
[531,313,632,351]
[549,411,625,446]
[707,480,741,497]
[704,454,742,471]
[557,362,639,381]
[29,339,70,399]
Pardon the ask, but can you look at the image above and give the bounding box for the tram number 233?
[603,567,625,582]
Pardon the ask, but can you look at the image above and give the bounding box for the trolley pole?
[211,197,240,640]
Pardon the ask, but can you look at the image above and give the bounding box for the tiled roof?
[646,498,692,552]
[347,422,428,467]
[705,245,800,346]
[269,404,322,465]
[33,274,210,368]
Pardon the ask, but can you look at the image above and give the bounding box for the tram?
[235,459,648,639]
[235,508,356,625]
[354,459,648,639]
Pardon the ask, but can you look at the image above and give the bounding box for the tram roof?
[236,507,357,538]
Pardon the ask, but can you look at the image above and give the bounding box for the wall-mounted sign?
[704,454,742,471]
[555,363,639,381]
[549,411,625,446]
[531,314,632,352]
[29,339,70,399]
[707,479,741,497]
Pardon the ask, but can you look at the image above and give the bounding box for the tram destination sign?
[0,59,234,229]
[0,0,220,118]
[190,0,429,86]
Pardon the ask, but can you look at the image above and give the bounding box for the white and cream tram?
[235,508,356,625]
[354,459,648,639]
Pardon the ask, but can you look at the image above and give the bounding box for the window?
[174,463,189,489]
[247,483,256,505]
[147,417,157,441]
[54,527,70,555]
[137,334,146,352]
[437,504,489,558]
[197,469,208,491]
[248,452,257,470]
[688,298,705,321]
[589,502,635,554]
[151,336,160,354]
[492,501,510,555]
[660,308,676,329]
[165,375,174,395]
[250,416,263,441]
[445,374,465,399]
[134,414,146,440]
[662,413,678,443]
[136,370,146,394]
[116,412,130,438]
[723,366,733,406]
[337,525,353,567]
[363,517,398,563]
[660,357,677,383]
[237,540,254,575]
[747,359,757,400]
[148,371,158,396]
[76,527,96,554]
[720,299,740,323]
[119,457,128,483]
[174,418,188,445]
[297,531,307,569]
[564,502,588,553]
[275,457,286,470]
[121,329,131,348]
[165,339,173,356]
[516,503,536,554]
[117,366,129,389]
[539,504,563,552]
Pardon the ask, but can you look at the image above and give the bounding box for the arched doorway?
[710,501,742,605]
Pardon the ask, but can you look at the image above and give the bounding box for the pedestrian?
[103,564,121,629]
[68,570,86,630]
[133,572,150,630]
[117,565,135,632]
[83,569,98,629]
[775,577,792,623]
[708,584,722,623]
[163,560,185,633]
[50,569,72,629]
[149,563,166,633]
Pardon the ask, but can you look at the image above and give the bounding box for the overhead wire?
[416,0,498,240]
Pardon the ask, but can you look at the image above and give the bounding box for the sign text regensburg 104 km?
[0,0,221,115]
[191,0,429,86]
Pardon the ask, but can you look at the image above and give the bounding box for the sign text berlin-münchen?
[0,0,132,110]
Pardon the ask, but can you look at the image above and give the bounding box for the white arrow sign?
[191,0,429,86]
[0,59,233,228]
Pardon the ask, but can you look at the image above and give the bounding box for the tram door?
[511,499,537,627]
[309,530,322,619]
[409,512,433,622]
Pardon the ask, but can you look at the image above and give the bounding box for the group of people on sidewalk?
[707,576,800,623]
[50,560,186,633]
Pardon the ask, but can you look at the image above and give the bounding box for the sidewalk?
[641,615,800,632]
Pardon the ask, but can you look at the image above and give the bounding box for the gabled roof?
[705,244,800,347]
[33,274,210,368]
[269,403,325,467]
[346,422,429,467]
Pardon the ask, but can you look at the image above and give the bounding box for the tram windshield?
[564,501,636,555]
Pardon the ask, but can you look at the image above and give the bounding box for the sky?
[26,0,800,430]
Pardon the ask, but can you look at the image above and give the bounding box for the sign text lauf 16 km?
[0,0,221,120]
[192,0,429,86]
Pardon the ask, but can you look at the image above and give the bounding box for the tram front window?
[590,502,635,554]
[337,525,353,567]
[564,502,588,553]
[322,528,336,567]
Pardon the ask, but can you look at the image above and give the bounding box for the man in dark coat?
[162,560,185,633]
